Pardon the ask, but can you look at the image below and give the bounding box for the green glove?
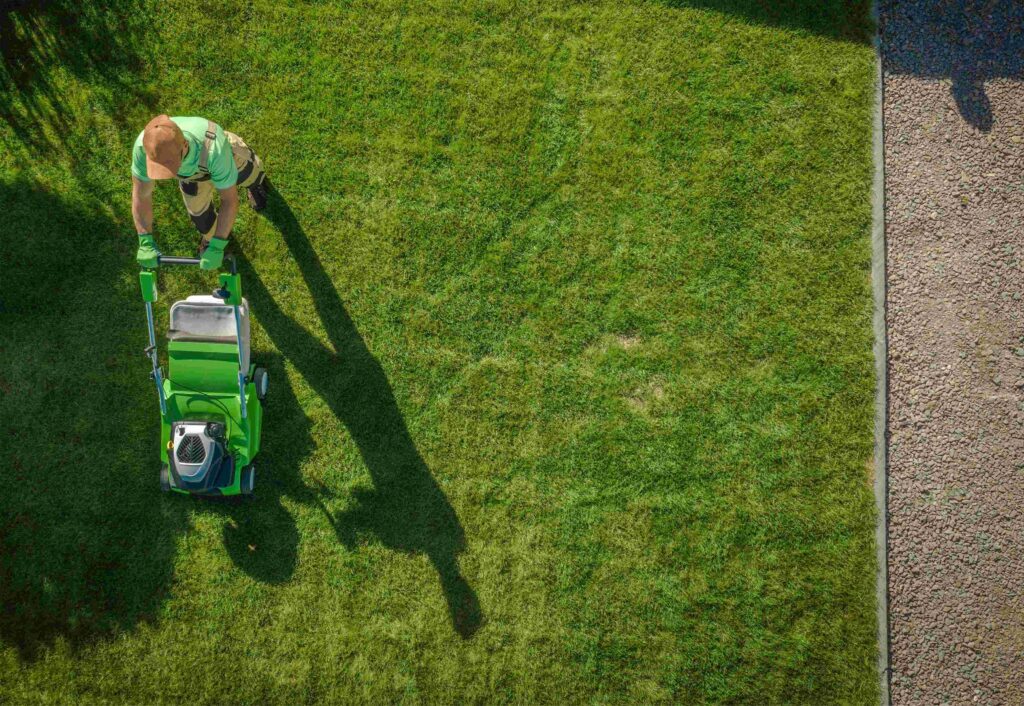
[136,233,160,269]
[200,236,228,270]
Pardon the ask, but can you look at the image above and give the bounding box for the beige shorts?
[178,131,265,239]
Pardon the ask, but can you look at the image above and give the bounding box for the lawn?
[0,1,877,703]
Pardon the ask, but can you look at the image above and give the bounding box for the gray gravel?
[881,1,1024,703]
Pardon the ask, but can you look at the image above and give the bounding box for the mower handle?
[158,256,201,266]
[156,254,237,273]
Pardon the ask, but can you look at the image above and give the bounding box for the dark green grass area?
[0,1,877,702]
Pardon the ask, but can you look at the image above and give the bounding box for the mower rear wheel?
[159,464,170,493]
[253,367,269,401]
[241,464,256,496]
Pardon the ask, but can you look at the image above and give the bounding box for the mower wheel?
[160,464,170,493]
[241,464,256,496]
[253,367,269,401]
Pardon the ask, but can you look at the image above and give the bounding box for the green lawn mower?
[139,254,267,497]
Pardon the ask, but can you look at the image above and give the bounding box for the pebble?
[882,1,1024,703]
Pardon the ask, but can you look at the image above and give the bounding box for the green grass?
[0,1,877,702]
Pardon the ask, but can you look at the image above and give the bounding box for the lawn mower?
[139,254,267,496]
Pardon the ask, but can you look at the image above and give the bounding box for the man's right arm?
[132,176,155,234]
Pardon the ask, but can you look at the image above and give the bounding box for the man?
[131,114,270,270]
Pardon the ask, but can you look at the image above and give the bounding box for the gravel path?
[881,2,1024,703]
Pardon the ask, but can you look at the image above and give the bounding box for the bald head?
[142,115,187,179]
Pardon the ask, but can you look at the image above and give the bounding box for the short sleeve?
[209,133,238,190]
[131,136,150,181]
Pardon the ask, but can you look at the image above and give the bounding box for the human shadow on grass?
[0,178,186,660]
[234,189,483,639]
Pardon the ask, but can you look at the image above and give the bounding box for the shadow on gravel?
[0,0,154,155]
[880,0,1024,131]
[0,179,186,660]
[235,189,484,639]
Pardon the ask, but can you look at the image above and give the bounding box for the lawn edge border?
[870,1,892,704]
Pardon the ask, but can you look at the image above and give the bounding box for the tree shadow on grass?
[659,0,1024,131]
[0,180,316,658]
[0,0,154,156]
[234,189,483,639]
[658,0,873,44]
[0,178,186,660]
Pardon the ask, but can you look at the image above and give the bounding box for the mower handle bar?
[156,254,237,273]
[158,255,201,266]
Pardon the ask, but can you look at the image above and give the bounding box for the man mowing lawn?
[131,114,270,270]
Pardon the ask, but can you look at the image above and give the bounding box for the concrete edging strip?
[870,2,891,704]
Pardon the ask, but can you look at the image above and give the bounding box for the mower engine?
[167,421,234,493]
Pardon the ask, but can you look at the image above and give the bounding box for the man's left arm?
[199,187,238,270]
[214,186,238,240]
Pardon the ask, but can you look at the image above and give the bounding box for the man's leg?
[225,131,269,211]
[179,178,218,245]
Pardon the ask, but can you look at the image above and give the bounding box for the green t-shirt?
[131,116,238,189]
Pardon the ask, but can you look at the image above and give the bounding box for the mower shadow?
[0,179,187,660]
[195,352,307,586]
[235,189,483,639]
